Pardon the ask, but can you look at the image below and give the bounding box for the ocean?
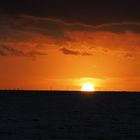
[0,91,140,140]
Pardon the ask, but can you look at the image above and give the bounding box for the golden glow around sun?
[81,83,95,92]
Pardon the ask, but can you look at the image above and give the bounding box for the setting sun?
[81,83,95,92]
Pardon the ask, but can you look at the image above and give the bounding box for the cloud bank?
[0,15,140,57]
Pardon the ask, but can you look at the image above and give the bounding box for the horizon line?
[0,90,140,93]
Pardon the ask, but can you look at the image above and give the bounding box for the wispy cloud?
[19,16,140,34]
[60,48,92,56]
[0,45,47,57]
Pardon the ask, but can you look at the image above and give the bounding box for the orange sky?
[0,16,140,91]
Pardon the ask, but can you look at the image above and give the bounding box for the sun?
[81,83,95,92]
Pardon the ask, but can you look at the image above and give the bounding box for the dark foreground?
[0,91,140,140]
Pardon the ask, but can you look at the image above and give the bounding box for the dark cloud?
[1,15,140,41]
[60,48,79,55]
[0,45,25,56]
[95,22,140,33]
[60,48,92,56]
[16,16,140,34]
[0,15,140,58]
[0,45,47,57]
